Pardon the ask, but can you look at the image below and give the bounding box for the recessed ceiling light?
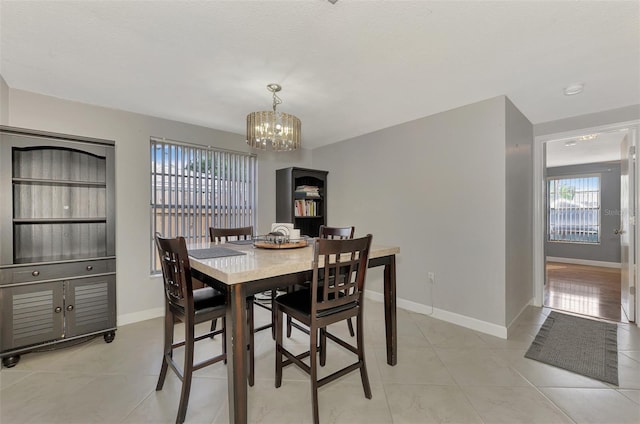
[564,140,578,147]
[576,134,598,141]
[563,83,584,96]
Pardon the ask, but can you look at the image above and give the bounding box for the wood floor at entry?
[545,262,625,323]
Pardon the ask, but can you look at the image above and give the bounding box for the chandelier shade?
[246,84,301,151]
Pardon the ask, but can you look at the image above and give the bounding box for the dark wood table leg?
[383,255,397,365]
[227,283,248,424]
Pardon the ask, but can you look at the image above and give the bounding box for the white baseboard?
[546,256,621,269]
[118,307,164,326]
[120,293,511,340]
[506,299,534,338]
[364,290,508,339]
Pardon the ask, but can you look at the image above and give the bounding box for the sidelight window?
[547,175,601,244]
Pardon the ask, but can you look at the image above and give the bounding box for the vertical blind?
[548,175,601,243]
[150,138,257,272]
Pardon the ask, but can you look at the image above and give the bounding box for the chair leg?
[275,306,283,388]
[286,315,293,338]
[270,289,277,340]
[156,307,173,391]
[209,318,217,338]
[347,317,355,337]
[310,325,320,424]
[156,356,170,391]
[319,327,327,367]
[222,317,227,364]
[176,320,196,424]
[285,286,295,338]
[356,315,372,399]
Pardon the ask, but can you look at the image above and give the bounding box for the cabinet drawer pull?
[66,305,74,312]
[54,307,62,313]
[32,270,40,277]
[86,265,93,271]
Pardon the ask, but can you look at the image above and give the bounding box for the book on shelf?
[295,185,321,198]
[294,199,319,217]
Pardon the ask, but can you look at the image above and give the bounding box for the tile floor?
[1,301,639,423]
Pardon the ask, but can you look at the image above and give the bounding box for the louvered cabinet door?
[64,275,116,338]
[0,282,64,351]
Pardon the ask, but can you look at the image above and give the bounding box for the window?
[150,138,257,272]
[547,175,600,243]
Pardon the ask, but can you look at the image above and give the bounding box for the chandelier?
[246,84,301,151]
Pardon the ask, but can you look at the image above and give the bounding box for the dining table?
[188,238,400,424]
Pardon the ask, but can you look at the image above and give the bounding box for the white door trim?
[533,120,640,326]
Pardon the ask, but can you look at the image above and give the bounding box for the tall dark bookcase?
[0,126,117,368]
[276,167,328,237]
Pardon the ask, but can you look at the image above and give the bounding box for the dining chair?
[287,225,356,338]
[209,226,276,338]
[154,233,254,424]
[274,234,373,424]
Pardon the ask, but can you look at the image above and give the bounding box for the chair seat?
[194,287,225,307]
[170,287,226,319]
[276,289,357,318]
[287,274,356,338]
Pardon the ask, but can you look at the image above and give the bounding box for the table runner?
[189,246,246,259]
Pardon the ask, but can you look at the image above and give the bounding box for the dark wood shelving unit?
[0,126,117,368]
[276,167,328,237]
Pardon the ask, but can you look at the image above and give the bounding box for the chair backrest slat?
[210,226,253,242]
[155,233,194,312]
[319,225,355,240]
[311,235,372,316]
[318,225,357,306]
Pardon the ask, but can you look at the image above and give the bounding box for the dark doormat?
[525,311,618,385]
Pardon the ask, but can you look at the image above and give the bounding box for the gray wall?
[0,75,8,124]
[312,95,532,332]
[505,98,533,327]
[545,162,621,263]
[5,87,312,324]
[5,85,535,335]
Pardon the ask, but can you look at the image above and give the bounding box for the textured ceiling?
[1,1,639,149]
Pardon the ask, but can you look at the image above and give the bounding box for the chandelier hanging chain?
[272,92,282,112]
[268,83,283,112]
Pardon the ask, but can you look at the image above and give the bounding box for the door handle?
[615,229,623,235]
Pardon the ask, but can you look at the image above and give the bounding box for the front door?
[620,134,636,322]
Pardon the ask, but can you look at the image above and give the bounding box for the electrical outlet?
[428,272,435,284]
